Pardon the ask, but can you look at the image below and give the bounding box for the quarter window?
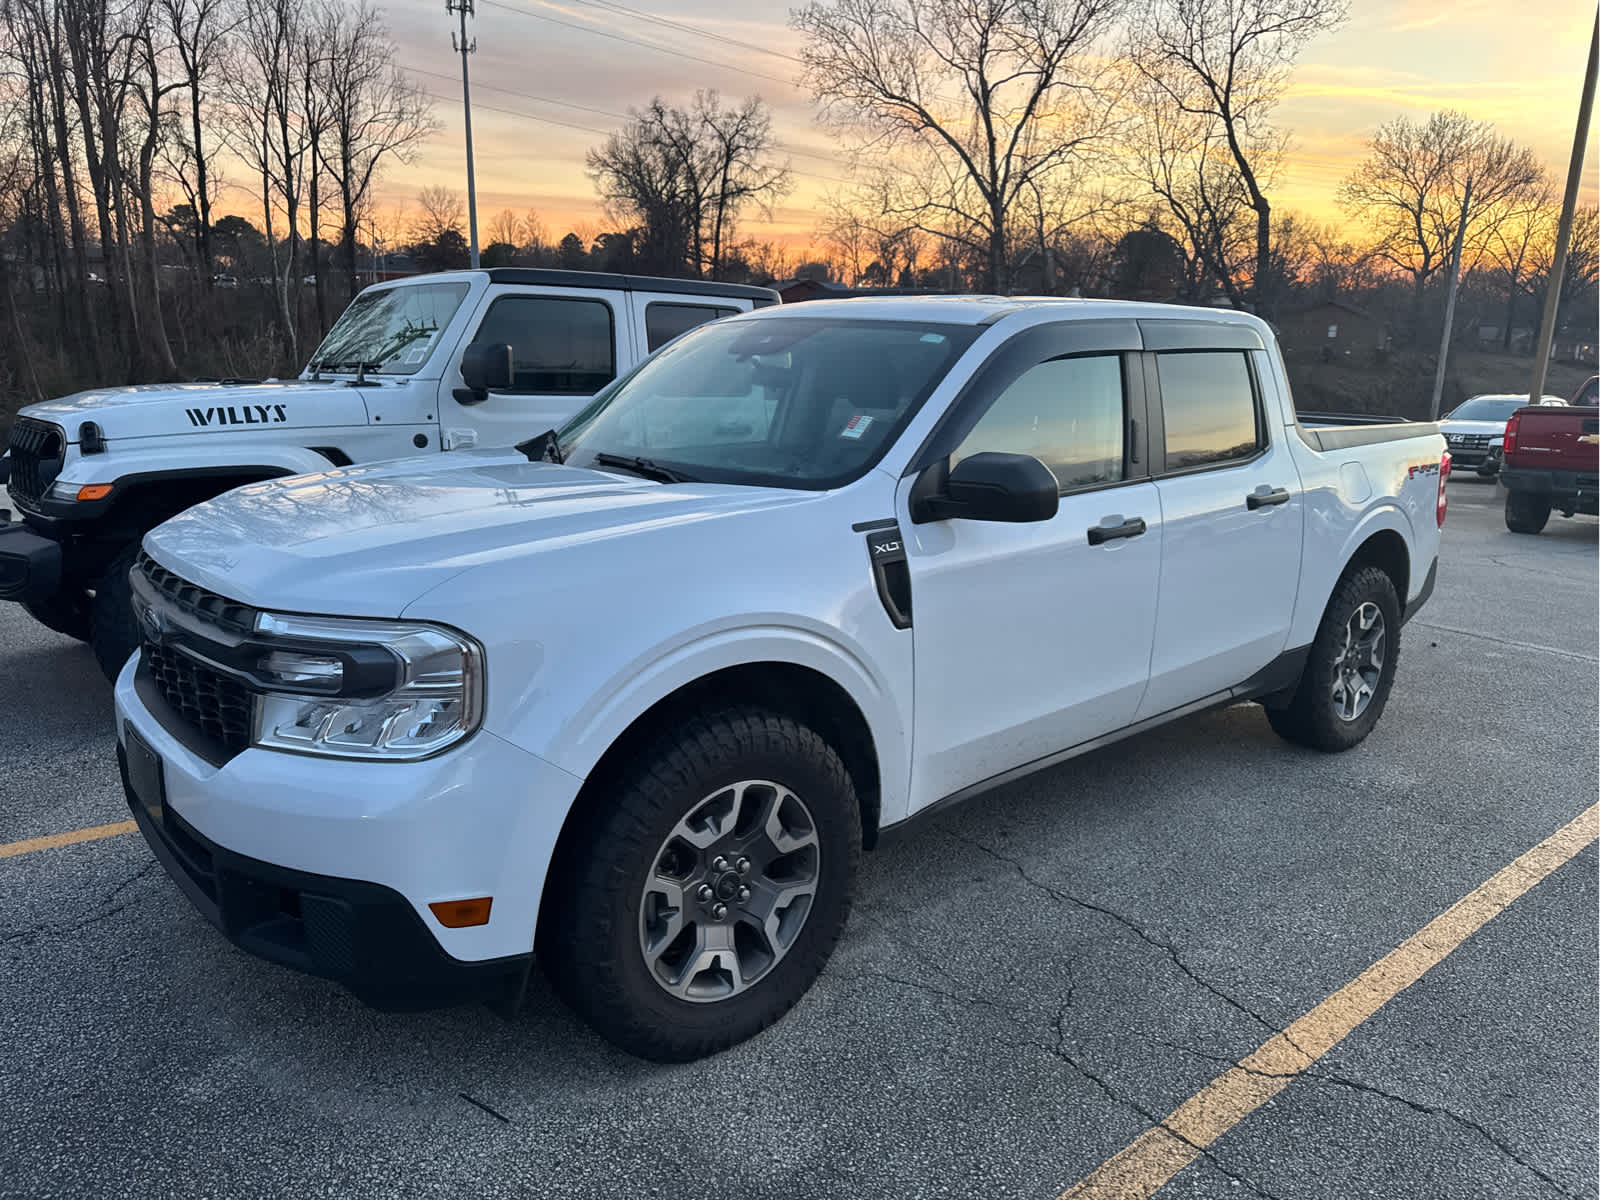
[645,302,738,352]
[1156,351,1261,470]
[469,296,615,395]
[953,354,1126,491]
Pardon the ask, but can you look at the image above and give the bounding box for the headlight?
[250,612,483,759]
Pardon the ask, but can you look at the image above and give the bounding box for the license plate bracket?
[123,724,166,827]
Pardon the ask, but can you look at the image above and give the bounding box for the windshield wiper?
[592,452,699,484]
[515,429,564,464]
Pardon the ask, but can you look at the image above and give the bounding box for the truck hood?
[143,451,818,617]
[19,379,374,440]
[1439,418,1507,437]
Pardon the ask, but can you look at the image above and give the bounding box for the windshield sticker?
[186,404,289,428]
[840,414,873,440]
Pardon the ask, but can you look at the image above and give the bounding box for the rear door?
[899,321,1163,812]
[629,295,742,356]
[442,284,633,448]
[1135,322,1304,719]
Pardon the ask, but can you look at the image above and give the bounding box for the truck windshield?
[557,317,982,489]
[307,281,471,376]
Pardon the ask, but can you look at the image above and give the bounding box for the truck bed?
[1296,411,1441,453]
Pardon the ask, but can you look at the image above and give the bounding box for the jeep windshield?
[556,317,982,489]
[307,281,471,376]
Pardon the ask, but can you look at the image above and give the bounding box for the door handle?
[1246,487,1292,510]
[1087,517,1147,545]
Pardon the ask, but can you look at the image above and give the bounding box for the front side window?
[645,302,738,352]
[1157,351,1261,470]
[470,296,615,395]
[559,317,981,489]
[308,282,470,375]
[953,355,1126,491]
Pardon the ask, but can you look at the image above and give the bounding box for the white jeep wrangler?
[0,268,776,676]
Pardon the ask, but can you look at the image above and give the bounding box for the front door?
[440,286,633,449]
[1135,347,1304,719]
[900,349,1163,813]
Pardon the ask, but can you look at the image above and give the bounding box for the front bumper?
[115,655,584,1011]
[0,514,61,604]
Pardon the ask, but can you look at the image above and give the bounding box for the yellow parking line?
[1058,803,1600,1200]
[0,820,138,860]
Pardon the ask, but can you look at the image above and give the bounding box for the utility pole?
[447,0,480,269]
[1529,11,1598,405]
[1428,176,1472,421]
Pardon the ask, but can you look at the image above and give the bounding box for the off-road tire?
[24,590,92,641]
[1265,565,1401,753]
[540,707,861,1062]
[1504,490,1550,535]
[89,544,140,682]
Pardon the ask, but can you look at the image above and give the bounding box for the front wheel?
[1504,490,1550,535]
[1265,565,1401,753]
[89,544,140,682]
[541,708,861,1061]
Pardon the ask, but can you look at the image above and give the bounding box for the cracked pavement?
[0,479,1594,1199]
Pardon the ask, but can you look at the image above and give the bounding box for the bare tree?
[412,184,465,244]
[1126,73,1255,303]
[487,208,521,250]
[1339,110,1544,343]
[319,0,434,294]
[159,0,232,287]
[1131,0,1347,315]
[795,0,1126,293]
[589,92,790,279]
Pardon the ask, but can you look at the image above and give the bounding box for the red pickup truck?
[1500,391,1599,534]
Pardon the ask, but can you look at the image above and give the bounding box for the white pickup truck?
[113,297,1449,1061]
[0,268,777,677]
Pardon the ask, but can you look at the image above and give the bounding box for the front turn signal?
[76,484,113,501]
[429,897,493,928]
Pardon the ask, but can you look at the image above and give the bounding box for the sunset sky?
[367,0,1598,250]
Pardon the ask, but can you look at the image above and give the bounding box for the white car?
[0,269,776,677]
[114,298,1449,1060]
[1439,393,1565,477]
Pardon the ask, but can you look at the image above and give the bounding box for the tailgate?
[1509,409,1600,472]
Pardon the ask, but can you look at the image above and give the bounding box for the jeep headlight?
[250,612,483,759]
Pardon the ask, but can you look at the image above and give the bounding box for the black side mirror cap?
[910,452,1059,524]
[459,342,513,399]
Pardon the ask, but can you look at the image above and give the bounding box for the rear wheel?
[89,544,140,682]
[24,589,92,641]
[1265,565,1401,753]
[1504,490,1550,535]
[541,707,861,1061]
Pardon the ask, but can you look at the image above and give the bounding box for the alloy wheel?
[637,780,820,1003]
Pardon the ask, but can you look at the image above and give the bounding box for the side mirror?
[911,452,1059,524]
[457,342,512,404]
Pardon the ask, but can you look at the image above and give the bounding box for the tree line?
[0,0,431,405]
[0,0,1594,424]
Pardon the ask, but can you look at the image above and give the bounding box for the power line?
[418,85,854,188]
[475,0,798,88]
[553,0,806,66]
[403,61,845,168]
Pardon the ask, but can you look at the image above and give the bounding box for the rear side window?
[953,354,1125,490]
[470,296,615,394]
[1157,351,1261,470]
[645,303,738,352]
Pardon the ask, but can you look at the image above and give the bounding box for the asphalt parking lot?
[1,477,1595,1200]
